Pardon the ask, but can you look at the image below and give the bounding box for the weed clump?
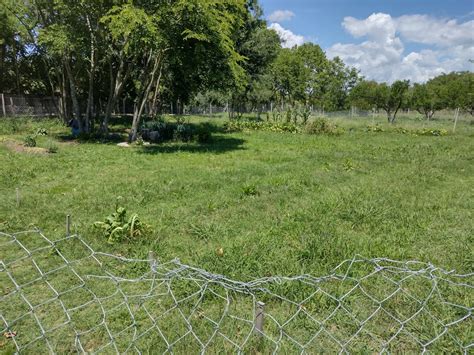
[305,118,344,135]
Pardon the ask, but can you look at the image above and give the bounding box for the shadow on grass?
[138,136,246,154]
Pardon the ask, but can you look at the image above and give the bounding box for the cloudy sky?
[260,0,474,83]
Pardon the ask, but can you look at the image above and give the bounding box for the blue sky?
[260,0,474,82]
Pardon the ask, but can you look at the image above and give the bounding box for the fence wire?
[1,229,473,354]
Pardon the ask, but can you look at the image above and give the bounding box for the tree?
[410,83,442,120]
[350,80,409,123]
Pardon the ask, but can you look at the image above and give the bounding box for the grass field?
[0,113,473,352]
[0,114,473,277]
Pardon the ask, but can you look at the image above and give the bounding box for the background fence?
[0,94,60,117]
[1,229,472,354]
[1,94,472,125]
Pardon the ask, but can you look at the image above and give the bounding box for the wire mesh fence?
[1,229,473,354]
[0,94,60,117]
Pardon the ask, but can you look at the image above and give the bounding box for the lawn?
[1,114,472,276]
[0,114,473,352]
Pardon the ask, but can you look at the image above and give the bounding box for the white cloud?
[269,23,305,48]
[327,13,474,83]
[268,10,295,23]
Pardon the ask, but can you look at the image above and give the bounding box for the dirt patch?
[2,139,49,155]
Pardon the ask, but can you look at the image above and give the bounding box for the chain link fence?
[1,229,473,354]
[0,94,60,117]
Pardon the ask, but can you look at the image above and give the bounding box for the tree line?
[1,0,472,139]
[350,72,473,123]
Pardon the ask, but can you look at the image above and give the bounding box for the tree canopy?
[0,0,472,135]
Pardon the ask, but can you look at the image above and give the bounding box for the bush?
[46,140,58,153]
[23,135,36,147]
[174,124,194,142]
[305,118,344,135]
[196,124,213,144]
[224,120,300,133]
[142,119,174,142]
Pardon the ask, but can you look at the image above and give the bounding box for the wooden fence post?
[254,301,265,336]
[1,94,5,116]
[148,251,156,272]
[16,188,20,207]
[66,215,71,236]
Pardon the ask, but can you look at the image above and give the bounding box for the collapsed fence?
[0,229,473,354]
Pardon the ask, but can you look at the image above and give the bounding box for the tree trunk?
[149,64,163,117]
[84,15,96,133]
[64,58,82,130]
[103,55,128,134]
[130,54,161,142]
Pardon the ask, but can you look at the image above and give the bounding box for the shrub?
[46,140,58,153]
[305,118,343,135]
[94,205,151,244]
[196,124,213,144]
[224,120,300,133]
[174,124,194,142]
[142,120,174,142]
[23,135,36,147]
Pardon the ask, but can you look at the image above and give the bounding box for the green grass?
[0,114,473,352]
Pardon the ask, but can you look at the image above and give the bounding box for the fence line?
[0,94,60,117]
[1,228,472,353]
[1,93,471,124]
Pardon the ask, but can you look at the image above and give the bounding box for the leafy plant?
[305,118,343,135]
[241,184,259,197]
[36,128,48,136]
[23,135,37,147]
[299,106,311,125]
[174,124,194,142]
[196,124,213,144]
[416,128,448,136]
[365,124,384,133]
[343,159,357,172]
[94,204,151,244]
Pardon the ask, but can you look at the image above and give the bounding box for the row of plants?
[225,117,344,136]
[365,124,449,136]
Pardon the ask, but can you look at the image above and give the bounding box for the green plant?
[241,184,259,197]
[300,106,311,125]
[196,124,213,144]
[343,158,357,172]
[174,124,194,142]
[134,136,145,146]
[416,128,448,136]
[36,128,48,136]
[23,135,37,147]
[305,118,343,135]
[94,204,151,244]
[46,140,58,153]
[366,124,384,133]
